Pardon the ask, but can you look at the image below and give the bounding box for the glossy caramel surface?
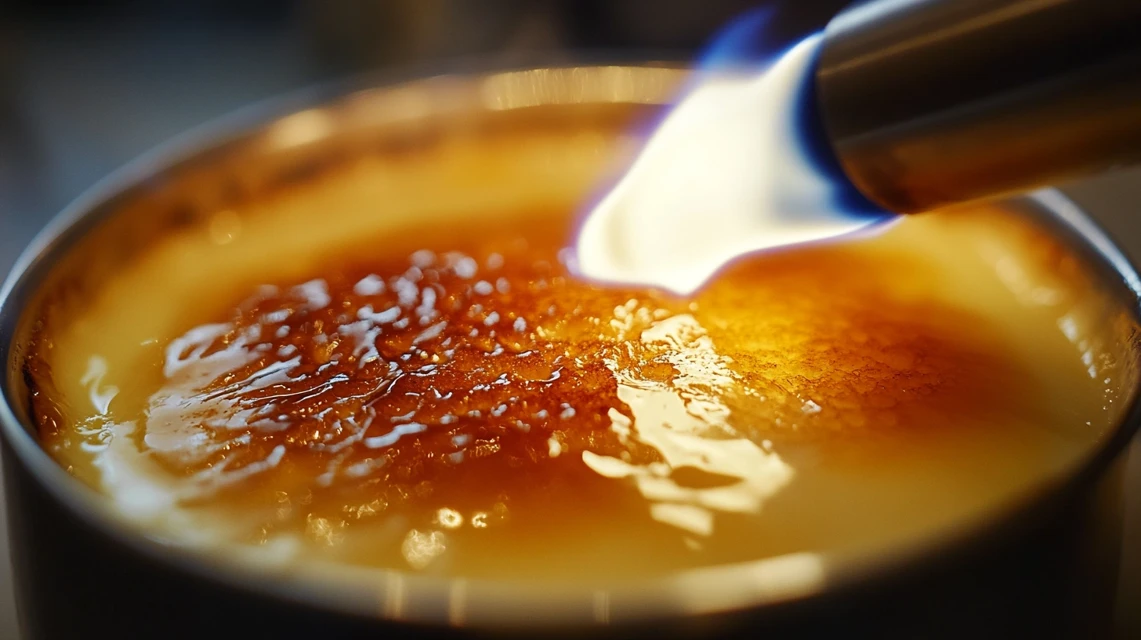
[25,121,1120,584]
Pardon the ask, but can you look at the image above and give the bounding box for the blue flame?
[574,5,897,294]
[699,6,888,221]
[790,44,887,220]
[698,6,789,70]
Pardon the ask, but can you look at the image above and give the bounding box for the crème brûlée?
[22,111,1128,587]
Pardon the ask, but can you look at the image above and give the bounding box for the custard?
[25,116,1124,585]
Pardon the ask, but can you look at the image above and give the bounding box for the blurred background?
[0,1,1138,637]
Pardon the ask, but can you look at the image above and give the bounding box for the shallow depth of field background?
[0,1,1138,637]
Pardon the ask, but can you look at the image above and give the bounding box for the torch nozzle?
[816,0,1141,214]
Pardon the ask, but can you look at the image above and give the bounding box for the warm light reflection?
[670,552,826,613]
[81,355,118,417]
[266,108,336,149]
[479,67,679,111]
[584,313,793,538]
[402,529,448,570]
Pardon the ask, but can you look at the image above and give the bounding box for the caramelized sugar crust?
[11,84,1118,584]
[28,200,1060,577]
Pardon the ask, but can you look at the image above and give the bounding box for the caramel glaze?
[29,206,1070,581]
